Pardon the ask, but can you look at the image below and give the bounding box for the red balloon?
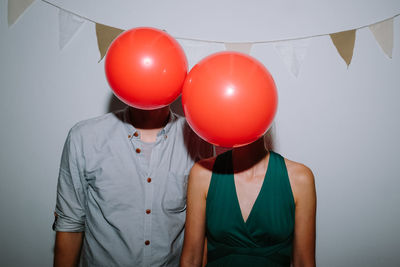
[105,27,187,109]
[182,52,278,148]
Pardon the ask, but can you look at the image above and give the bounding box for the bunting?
[59,9,85,49]
[8,0,400,77]
[330,30,356,66]
[178,39,225,69]
[8,0,35,26]
[273,38,311,77]
[96,23,124,61]
[369,18,393,58]
[224,43,253,55]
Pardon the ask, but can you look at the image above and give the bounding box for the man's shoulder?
[170,111,186,125]
[69,109,125,138]
[168,112,193,137]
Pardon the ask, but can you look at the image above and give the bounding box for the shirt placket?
[143,146,154,267]
[126,113,173,266]
[135,130,169,267]
[129,130,154,266]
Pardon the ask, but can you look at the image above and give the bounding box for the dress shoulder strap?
[206,150,233,205]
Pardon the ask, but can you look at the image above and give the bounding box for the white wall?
[0,1,399,266]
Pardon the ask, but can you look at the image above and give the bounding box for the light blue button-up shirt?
[53,107,213,266]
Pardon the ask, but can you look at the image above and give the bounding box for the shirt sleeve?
[53,127,86,232]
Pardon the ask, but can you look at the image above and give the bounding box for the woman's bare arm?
[286,160,317,267]
[180,159,213,267]
[202,237,208,267]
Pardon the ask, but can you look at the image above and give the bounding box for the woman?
[180,137,316,267]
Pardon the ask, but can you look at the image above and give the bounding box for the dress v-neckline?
[231,151,272,225]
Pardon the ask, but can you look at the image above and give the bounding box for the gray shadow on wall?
[108,93,127,113]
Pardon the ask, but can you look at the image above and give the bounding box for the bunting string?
[34,0,400,44]
[7,0,400,76]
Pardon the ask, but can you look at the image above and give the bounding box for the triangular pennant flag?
[330,29,356,66]
[369,18,393,58]
[8,0,35,26]
[178,39,225,69]
[274,38,310,77]
[224,42,253,54]
[59,9,85,49]
[96,23,124,61]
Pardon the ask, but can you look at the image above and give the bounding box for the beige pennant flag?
[330,29,356,66]
[224,42,253,55]
[8,0,35,26]
[369,18,393,59]
[96,23,124,61]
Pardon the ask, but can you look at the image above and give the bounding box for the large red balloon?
[105,27,187,109]
[182,52,278,148]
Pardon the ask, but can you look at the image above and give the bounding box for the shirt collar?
[122,106,177,139]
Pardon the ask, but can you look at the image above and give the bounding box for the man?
[53,105,213,266]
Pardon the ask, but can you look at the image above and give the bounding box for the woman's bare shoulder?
[189,157,216,190]
[191,157,216,175]
[284,157,316,203]
[284,158,314,182]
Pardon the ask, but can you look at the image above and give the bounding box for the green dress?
[206,151,295,267]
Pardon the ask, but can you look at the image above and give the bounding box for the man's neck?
[129,106,171,143]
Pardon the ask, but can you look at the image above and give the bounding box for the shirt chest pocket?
[162,172,188,213]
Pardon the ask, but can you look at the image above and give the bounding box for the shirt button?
[147,177,152,183]
[136,148,141,153]
[145,240,150,246]
[145,209,151,214]
[133,132,139,137]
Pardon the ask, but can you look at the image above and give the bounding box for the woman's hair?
[263,123,275,151]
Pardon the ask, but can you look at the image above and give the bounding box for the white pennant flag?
[8,0,35,26]
[224,42,253,55]
[177,39,225,70]
[274,38,310,77]
[59,9,85,49]
[369,18,393,58]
